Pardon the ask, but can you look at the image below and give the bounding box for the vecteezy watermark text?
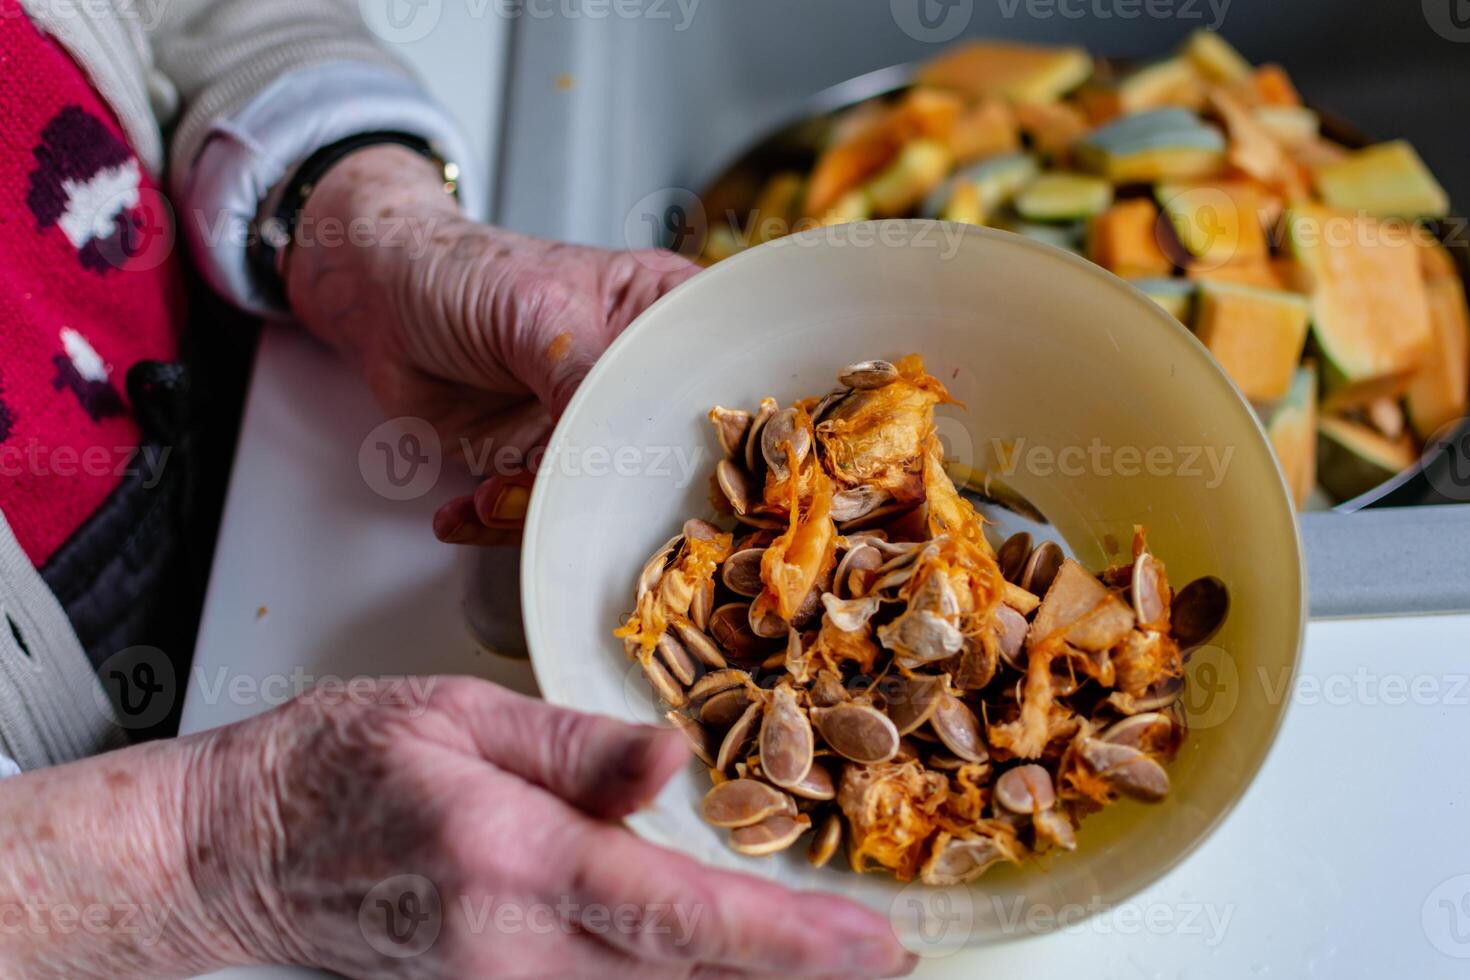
[358,876,705,959]
[0,899,173,946]
[359,415,709,502]
[995,0,1231,28]
[0,440,170,488]
[992,437,1235,489]
[359,0,701,45]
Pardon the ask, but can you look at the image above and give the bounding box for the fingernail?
[847,937,913,975]
[433,512,463,542]
[444,523,481,544]
[619,726,670,782]
[490,484,531,522]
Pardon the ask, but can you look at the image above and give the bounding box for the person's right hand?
[193,676,918,979]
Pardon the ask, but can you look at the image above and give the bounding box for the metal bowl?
[695,61,1470,512]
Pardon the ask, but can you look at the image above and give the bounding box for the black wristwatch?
[252,132,461,304]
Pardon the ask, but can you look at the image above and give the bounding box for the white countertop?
[183,325,1470,980]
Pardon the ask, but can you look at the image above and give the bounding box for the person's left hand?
[285,144,698,546]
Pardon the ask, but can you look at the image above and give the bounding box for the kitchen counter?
[183,325,1470,980]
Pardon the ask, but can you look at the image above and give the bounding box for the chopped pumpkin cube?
[865,139,954,216]
[1131,277,1195,321]
[1317,415,1417,502]
[750,173,804,243]
[1181,30,1253,84]
[1287,204,1434,386]
[804,89,963,217]
[1075,85,1124,126]
[915,40,1092,103]
[1115,57,1207,113]
[1208,87,1294,187]
[817,189,873,227]
[1253,106,1319,146]
[1264,363,1318,508]
[1252,65,1301,107]
[1088,199,1172,278]
[1418,239,1459,284]
[1076,109,1227,183]
[1013,100,1089,160]
[941,182,985,225]
[1158,181,1270,267]
[1192,280,1310,401]
[1187,259,1283,290]
[948,99,1020,164]
[1313,140,1450,219]
[1406,273,1470,440]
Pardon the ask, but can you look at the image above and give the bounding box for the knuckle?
[544,706,599,776]
[426,675,500,719]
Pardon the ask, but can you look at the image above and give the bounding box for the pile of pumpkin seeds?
[617,357,1227,885]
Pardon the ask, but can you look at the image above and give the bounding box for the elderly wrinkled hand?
[284,144,698,546]
[188,677,917,978]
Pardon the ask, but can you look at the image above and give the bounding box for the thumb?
[434,679,690,820]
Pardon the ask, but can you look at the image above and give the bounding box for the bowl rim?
[521,220,1308,941]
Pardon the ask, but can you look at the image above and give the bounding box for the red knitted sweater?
[0,0,186,566]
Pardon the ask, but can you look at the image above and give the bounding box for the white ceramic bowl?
[522,221,1305,949]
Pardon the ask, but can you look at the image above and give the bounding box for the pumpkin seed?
[744,397,779,474]
[838,359,900,390]
[1033,809,1077,851]
[761,407,812,481]
[640,656,685,707]
[748,597,788,639]
[994,603,1029,671]
[1172,576,1229,651]
[722,548,766,597]
[806,811,843,867]
[715,459,758,517]
[708,603,766,660]
[1130,552,1170,628]
[702,778,795,828]
[1100,712,1173,751]
[759,685,815,790]
[689,580,715,633]
[994,764,1057,814]
[997,532,1033,583]
[700,687,754,728]
[931,692,986,763]
[656,632,698,686]
[833,542,884,598]
[920,833,1008,886]
[636,535,681,602]
[811,703,900,764]
[666,711,716,767]
[730,813,810,856]
[831,486,891,524]
[1078,738,1170,802]
[716,701,763,771]
[788,763,837,801]
[1020,540,1064,596]
[687,668,751,703]
[885,674,945,735]
[672,620,726,669]
[709,405,753,458]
